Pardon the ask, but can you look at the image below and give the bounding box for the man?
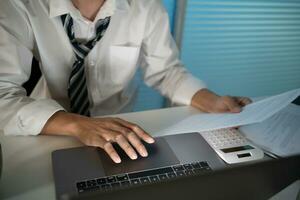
[0,0,251,163]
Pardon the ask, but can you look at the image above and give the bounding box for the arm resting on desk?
[41,111,154,164]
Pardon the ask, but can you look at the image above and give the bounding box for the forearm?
[41,111,82,137]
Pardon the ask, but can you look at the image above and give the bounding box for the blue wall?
[162,0,176,31]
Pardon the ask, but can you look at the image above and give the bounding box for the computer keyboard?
[76,161,211,194]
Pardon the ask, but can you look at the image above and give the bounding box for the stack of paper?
[240,103,300,157]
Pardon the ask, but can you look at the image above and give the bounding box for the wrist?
[191,89,220,112]
[41,111,83,137]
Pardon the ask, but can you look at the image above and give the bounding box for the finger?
[94,120,133,143]
[126,132,149,157]
[108,122,149,157]
[223,96,242,113]
[235,97,252,106]
[108,122,133,137]
[115,134,138,160]
[103,142,122,164]
[83,133,121,164]
[99,129,120,142]
[114,118,155,144]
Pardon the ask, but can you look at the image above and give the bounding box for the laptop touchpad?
[98,137,180,176]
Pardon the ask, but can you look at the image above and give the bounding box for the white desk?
[0,106,201,200]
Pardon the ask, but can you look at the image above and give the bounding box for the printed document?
[157,88,300,136]
[240,104,300,157]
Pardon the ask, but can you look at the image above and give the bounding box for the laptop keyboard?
[76,161,211,194]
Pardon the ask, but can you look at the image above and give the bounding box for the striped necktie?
[61,14,111,116]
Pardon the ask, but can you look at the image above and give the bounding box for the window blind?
[181,0,300,97]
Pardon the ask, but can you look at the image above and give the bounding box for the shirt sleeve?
[140,0,207,106]
[0,1,65,136]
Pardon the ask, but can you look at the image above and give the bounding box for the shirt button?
[90,61,96,66]
[89,26,94,32]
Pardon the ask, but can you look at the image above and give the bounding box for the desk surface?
[0,106,201,200]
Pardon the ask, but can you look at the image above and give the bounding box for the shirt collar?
[49,0,75,18]
[49,0,129,20]
[115,0,130,12]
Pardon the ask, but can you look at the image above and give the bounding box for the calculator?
[200,128,264,164]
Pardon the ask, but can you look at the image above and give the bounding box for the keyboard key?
[86,180,97,187]
[183,164,193,170]
[101,184,111,190]
[96,178,106,185]
[149,176,159,182]
[140,177,150,184]
[191,162,201,169]
[199,162,209,168]
[193,168,209,175]
[106,176,117,183]
[120,181,130,187]
[129,167,174,179]
[116,174,129,181]
[78,189,84,193]
[79,186,100,193]
[131,179,141,185]
[173,165,184,172]
[185,170,194,175]
[158,174,168,181]
[76,181,86,189]
[176,171,185,177]
[167,172,176,179]
[111,182,121,189]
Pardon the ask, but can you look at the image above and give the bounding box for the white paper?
[157,88,300,135]
[240,104,300,157]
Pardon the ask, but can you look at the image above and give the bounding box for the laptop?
[68,155,300,200]
[52,132,227,199]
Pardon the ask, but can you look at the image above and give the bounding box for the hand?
[191,89,252,113]
[41,112,155,163]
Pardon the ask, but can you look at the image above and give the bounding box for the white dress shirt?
[0,0,206,136]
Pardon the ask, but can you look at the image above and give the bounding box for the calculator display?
[221,145,254,153]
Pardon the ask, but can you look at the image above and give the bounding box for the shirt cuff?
[4,99,65,136]
[171,74,207,106]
